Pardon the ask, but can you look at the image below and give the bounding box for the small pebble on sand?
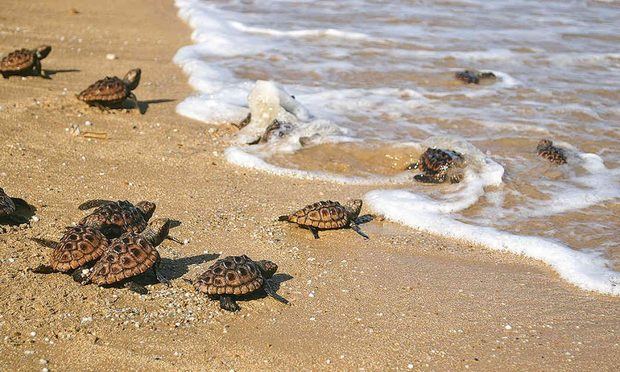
[106,53,117,60]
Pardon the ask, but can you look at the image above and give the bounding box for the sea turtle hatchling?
[406,147,466,184]
[83,218,175,289]
[0,188,34,227]
[31,226,108,279]
[0,45,52,79]
[77,199,156,239]
[536,139,567,165]
[455,70,496,84]
[77,68,141,110]
[193,255,289,312]
[278,199,369,239]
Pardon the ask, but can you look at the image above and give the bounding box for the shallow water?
[174,0,620,294]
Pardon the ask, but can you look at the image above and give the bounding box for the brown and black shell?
[50,226,108,272]
[77,76,129,104]
[194,255,264,296]
[88,232,160,285]
[416,148,464,174]
[536,139,567,165]
[79,200,147,238]
[283,200,350,230]
[0,188,16,217]
[0,49,35,72]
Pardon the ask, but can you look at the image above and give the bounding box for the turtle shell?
[455,70,479,84]
[79,200,147,239]
[537,140,566,165]
[194,255,264,296]
[77,76,129,104]
[0,188,16,217]
[0,49,34,72]
[88,232,159,285]
[285,200,349,229]
[417,148,464,174]
[50,226,108,272]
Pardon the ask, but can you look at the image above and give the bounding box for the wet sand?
[0,1,619,370]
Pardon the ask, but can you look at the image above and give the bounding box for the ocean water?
[173,0,620,294]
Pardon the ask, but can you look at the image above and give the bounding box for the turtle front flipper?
[78,199,114,210]
[153,259,171,287]
[264,280,289,305]
[219,295,240,312]
[349,222,369,240]
[124,281,149,295]
[309,226,320,239]
[34,59,49,79]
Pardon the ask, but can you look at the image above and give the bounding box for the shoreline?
[1,0,619,370]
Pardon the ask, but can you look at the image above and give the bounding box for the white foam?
[366,189,619,295]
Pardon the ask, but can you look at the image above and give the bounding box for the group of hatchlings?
[2,45,569,311]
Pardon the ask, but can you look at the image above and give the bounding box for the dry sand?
[0,1,618,370]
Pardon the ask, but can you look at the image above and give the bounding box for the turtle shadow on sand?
[232,272,294,303]
[0,198,36,226]
[45,68,81,78]
[157,252,220,282]
[136,98,176,115]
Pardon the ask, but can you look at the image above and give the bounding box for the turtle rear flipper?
[219,295,240,312]
[264,280,289,305]
[78,199,114,210]
[30,264,55,274]
[31,237,58,249]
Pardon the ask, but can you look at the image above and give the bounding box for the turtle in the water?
[193,255,289,312]
[259,119,294,144]
[455,70,496,84]
[278,199,368,239]
[83,218,174,289]
[536,139,567,165]
[0,45,52,79]
[77,68,141,110]
[77,199,156,239]
[31,226,108,279]
[406,147,466,184]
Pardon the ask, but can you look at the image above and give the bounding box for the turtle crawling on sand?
[0,188,34,227]
[536,139,567,165]
[0,45,51,79]
[77,199,156,239]
[406,147,465,184]
[279,199,368,239]
[77,68,141,110]
[193,255,289,312]
[84,218,174,290]
[31,226,108,279]
[455,70,496,84]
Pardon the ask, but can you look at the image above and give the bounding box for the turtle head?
[537,139,553,151]
[35,45,52,60]
[123,68,141,91]
[136,201,156,221]
[344,199,363,219]
[141,218,171,247]
[256,260,278,279]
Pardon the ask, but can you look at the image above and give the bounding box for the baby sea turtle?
[455,70,496,84]
[406,147,466,184]
[84,218,173,288]
[278,199,368,239]
[0,188,34,226]
[536,139,567,165]
[77,199,155,239]
[0,45,51,79]
[31,226,108,279]
[193,255,288,312]
[77,68,141,110]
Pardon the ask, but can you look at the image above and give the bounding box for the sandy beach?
[0,0,619,370]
